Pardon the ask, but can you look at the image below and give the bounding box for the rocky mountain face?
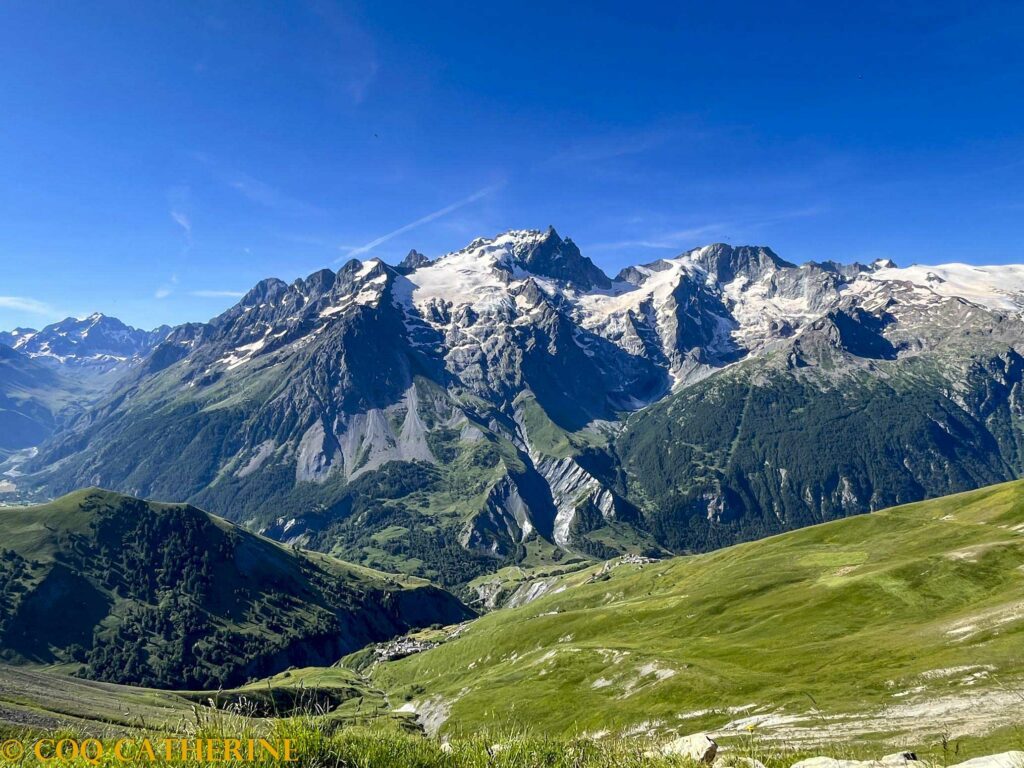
[18,228,1024,584]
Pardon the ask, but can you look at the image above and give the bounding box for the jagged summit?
[239,276,290,307]
[396,249,431,274]
[514,226,612,289]
[403,228,612,291]
[687,243,795,282]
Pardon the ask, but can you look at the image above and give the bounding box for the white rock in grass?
[794,755,927,768]
[791,759,875,768]
[949,753,1024,768]
[880,753,919,766]
[662,733,718,763]
[714,756,767,768]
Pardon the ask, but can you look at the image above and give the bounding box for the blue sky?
[1,1,1022,330]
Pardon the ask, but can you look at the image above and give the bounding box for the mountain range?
[0,314,170,457]
[0,313,170,381]
[6,227,1024,589]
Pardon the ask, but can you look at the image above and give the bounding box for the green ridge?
[0,489,471,690]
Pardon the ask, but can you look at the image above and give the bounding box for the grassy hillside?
[0,489,471,689]
[364,480,1024,748]
[0,664,198,732]
[0,661,402,735]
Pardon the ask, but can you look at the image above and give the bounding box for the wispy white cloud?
[167,185,194,256]
[154,274,179,300]
[191,290,245,298]
[189,153,323,218]
[337,184,502,262]
[549,127,689,166]
[170,210,192,239]
[0,296,56,316]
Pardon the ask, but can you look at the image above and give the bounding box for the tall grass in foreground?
[0,702,1021,768]
[0,717,696,768]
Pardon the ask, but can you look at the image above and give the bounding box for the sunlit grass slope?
[366,480,1024,745]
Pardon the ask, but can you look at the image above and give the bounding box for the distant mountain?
[395,248,432,274]
[0,328,37,348]
[21,228,1024,584]
[0,314,167,463]
[1,313,170,382]
[0,488,471,689]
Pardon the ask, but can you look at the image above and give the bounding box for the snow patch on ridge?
[865,263,1024,311]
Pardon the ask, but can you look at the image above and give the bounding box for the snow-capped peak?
[1,313,169,375]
